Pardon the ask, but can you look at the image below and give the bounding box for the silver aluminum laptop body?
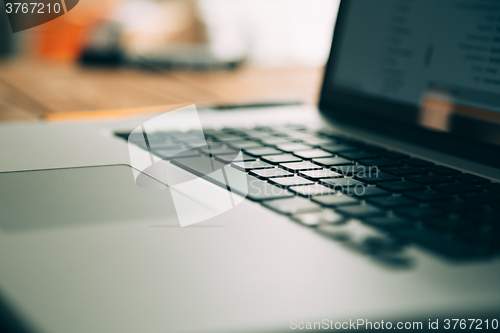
[1,1,500,332]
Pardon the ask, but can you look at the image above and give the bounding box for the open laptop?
[1,0,500,332]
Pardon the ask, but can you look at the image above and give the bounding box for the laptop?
[1,0,500,332]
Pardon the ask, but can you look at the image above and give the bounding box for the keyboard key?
[402,158,434,167]
[227,140,264,149]
[483,183,500,192]
[395,229,480,257]
[245,147,283,156]
[332,165,379,176]
[170,155,220,177]
[171,156,291,201]
[382,165,427,176]
[225,129,260,136]
[211,134,243,142]
[363,216,412,230]
[425,165,461,175]
[291,209,345,226]
[201,129,221,136]
[269,129,298,136]
[359,158,403,167]
[155,148,200,159]
[321,143,358,153]
[431,182,481,194]
[298,137,334,146]
[453,173,491,185]
[459,191,500,204]
[336,204,386,218]
[299,169,343,180]
[380,151,410,159]
[367,196,417,209]
[232,160,274,171]
[312,157,353,166]
[423,217,470,233]
[339,151,379,160]
[405,174,453,185]
[402,189,453,202]
[289,184,336,196]
[377,181,426,192]
[166,132,206,143]
[196,141,228,150]
[431,200,482,212]
[275,143,312,152]
[278,130,311,139]
[147,142,183,151]
[215,127,238,134]
[214,153,256,163]
[311,194,359,207]
[258,136,292,145]
[199,145,238,156]
[269,176,315,188]
[144,133,177,141]
[262,197,322,215]
[238,130,273,139]
[353,172,400,184]
[319,178,366,189]
[279,161,322,172]
[126,132,148,143]
[249,168,294,180]
[261,154,303,164]
[293,149,333,159]
[394,206,444,220]
[246,179,295,201]
[351,186,391,198]
[148,133,182,142]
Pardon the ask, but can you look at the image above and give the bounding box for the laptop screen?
[321,0,500,153]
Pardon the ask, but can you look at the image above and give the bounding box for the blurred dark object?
[206,101,303,111]
[79,22,245,70]
[126,44,245,70]
[79,21,124,66]
[0,3,14,58]
[79,0,245,70]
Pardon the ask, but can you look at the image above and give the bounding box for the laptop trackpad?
[0,165,179,232]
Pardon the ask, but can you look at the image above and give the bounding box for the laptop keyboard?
[117,125,500,261]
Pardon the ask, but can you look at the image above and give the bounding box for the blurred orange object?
[35,2,107,61]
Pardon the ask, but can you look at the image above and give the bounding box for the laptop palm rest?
[0,165,179,232]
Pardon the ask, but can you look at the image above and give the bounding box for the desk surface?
[0,59,323,121]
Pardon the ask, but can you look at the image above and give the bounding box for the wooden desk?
[0,59,323,121]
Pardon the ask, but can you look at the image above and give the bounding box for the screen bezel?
[319,0,500,169]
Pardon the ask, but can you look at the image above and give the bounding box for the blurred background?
[0,0,339,121]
